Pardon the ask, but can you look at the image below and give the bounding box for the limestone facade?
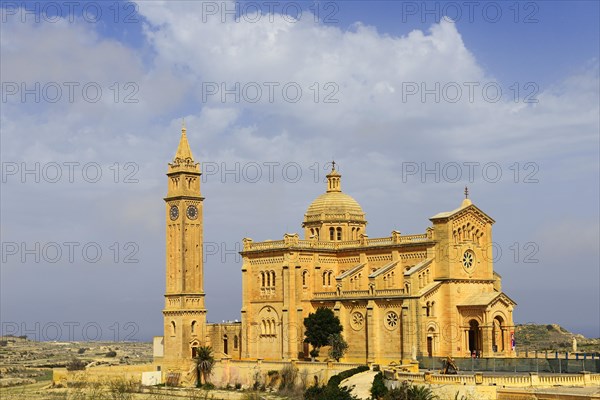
[156,128,516,368]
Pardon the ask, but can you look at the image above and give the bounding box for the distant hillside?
[515,323,599,352]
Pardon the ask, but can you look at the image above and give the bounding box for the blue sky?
[1,1,599,342]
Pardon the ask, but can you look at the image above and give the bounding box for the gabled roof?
[457,292,517,307]
[429,199,495,224]
[368,260,399,278]
[336,263,365,280]
[404,258,433,276]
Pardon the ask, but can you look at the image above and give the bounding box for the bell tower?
[163,122,207,361]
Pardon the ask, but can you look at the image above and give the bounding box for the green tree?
[370,372,388,400]
[303,307,343,358]
[194,346,214,387]
[327,333,349,361]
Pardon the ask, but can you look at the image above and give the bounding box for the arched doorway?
[427,337,433,357]
[468,320,481,356]
[427,326,436,357]
[223,334,228,355]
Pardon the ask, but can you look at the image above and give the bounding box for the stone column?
[367,300,376,364]
[282,264,290,360]
[482,325,493,357]
[401,305,409,361]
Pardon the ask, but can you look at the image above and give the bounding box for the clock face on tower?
[186,205,198,220]
[169,205,179,220]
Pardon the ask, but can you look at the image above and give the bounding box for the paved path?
[340,370,377,400]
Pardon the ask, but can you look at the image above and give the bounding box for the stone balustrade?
[313,287,404,300]
[385,370,599,388]
[243,233,432,252]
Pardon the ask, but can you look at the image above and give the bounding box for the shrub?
[107,378,137,400]
[408,385,438,400]
[327,365,369,388]
[304,384,357,400]
[327,333,349,362]
[383,381,410,400]
[77,348,86,354]
[279,364,299,390]
[371,372,387,399]
[106,351,117,357]
[66,358,86,371]
[242,393,262,400]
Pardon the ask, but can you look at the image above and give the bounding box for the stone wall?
[53,359,368,388]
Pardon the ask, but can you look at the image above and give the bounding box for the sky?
[1,1,599,343]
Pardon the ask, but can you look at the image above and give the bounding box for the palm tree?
[195,346,214,387]
[408,385,438,400]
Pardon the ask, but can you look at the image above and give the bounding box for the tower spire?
[174,120,194,163]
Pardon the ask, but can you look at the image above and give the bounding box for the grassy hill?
[515,323,599,352]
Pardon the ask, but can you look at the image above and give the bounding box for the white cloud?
[1,2,598,337]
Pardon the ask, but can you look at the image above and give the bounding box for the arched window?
[302,270,309,287]
[426,302,431,317]
[170,321,176,336]
[271,271,276,287]
[336,227,342,241]
[323,271,327,286]
[261,272,265,287]
[191,321,197,334]
[329,227,334,240]
[327,271,332,286]
[431,301,435,317]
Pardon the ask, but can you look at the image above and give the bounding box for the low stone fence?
[53,364,157,386]
[211,358,368,388]
[384,369,600,388]
[53,359,370,388]
[419,356,600,373]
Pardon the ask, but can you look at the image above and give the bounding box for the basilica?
[154,126,517,371]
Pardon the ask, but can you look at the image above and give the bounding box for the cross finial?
[182,118,186,132]
[331,160,336,171]
[464,186,469,199]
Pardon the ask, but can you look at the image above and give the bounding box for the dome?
[304,192,365,222]
[302,166,366,226]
